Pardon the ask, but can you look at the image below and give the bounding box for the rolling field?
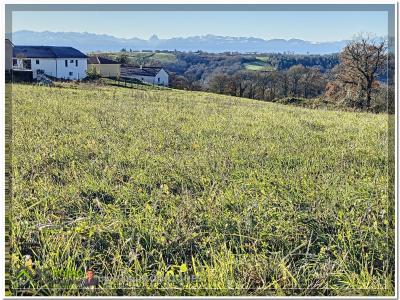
[244,64,275,71]
[10,83,394,296]
[245,56,275,71]
[100,51,178,65]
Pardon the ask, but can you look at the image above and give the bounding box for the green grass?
[10,83,394,296]
[98,51,177,65]
[245,64,275,71]
[151,52,177,62]
[255,56,270,62]
[244,58,275,71]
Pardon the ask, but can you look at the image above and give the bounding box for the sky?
[12,10,388,42]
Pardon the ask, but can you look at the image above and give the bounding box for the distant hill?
[10,30,348,54]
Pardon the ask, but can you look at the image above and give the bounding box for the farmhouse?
[121,65,169,86]
[13,45,88,80]
[87,56,120,78]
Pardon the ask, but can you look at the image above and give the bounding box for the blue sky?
[12,10,388,42]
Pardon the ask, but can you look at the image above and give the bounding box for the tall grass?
[10,83,394,296]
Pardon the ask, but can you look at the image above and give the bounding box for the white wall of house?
[55,58,87,80]
[155,69,169,86]
[130,69,169,86]
[30,58,57,79]
[131,74,157,85]
[15,57,87,80]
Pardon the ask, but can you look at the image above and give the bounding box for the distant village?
[5,39,169,86]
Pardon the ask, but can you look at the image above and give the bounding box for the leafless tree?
[287,65,306,97]
[300,67,325,98]
[337,34,387,108]
[209,72,229,94]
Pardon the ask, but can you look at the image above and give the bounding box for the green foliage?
[116,53,129,64]
[85,68,101,80]
[11,84,394,296]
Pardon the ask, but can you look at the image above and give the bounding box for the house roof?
[121,65,165,77]
[88,56,119,64]
[13,46,87,58]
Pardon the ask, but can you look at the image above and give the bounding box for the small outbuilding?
[87,56,120,78]
[120,65,169,86]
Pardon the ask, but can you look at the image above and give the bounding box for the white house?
[120,65,169,86]
[13,45,88,80]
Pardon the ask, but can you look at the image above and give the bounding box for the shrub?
[86,68,101,80]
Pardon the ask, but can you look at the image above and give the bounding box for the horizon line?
[9,29,366,44]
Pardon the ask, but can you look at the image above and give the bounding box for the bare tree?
[300,67,325,98]
[209,72,229,94]
[231,71,250,97]
[338,34,387,108]
[255,71,271,100]
[170,74,189,89]
[287,65,306,97]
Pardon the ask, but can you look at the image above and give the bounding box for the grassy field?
[245,57,275,71]
[98,51,178,65]
[10,83,394,296]
[244,64,275,71]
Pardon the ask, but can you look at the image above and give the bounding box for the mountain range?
[9,30,349,54]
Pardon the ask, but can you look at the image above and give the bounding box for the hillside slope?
[10,84,393,296]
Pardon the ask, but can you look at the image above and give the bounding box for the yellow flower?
[180,263,188,273]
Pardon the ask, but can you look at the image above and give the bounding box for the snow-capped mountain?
[9,30,348,54]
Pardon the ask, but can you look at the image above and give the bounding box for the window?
[70,59,74,63]
[65,60,68,67]
[23,60,31,70]
[158,77,160,83]
[75,60,78,67]
[36,59,40,65]
[13,59,17,66]
[69,72,73,76]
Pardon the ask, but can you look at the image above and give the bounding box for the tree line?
[170,35,394,113]
[112,34,393,113]
[206,64,326,100]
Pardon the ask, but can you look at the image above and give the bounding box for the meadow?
[100,51,178,65]
[10,83,394,296]
[244,56,275,71]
